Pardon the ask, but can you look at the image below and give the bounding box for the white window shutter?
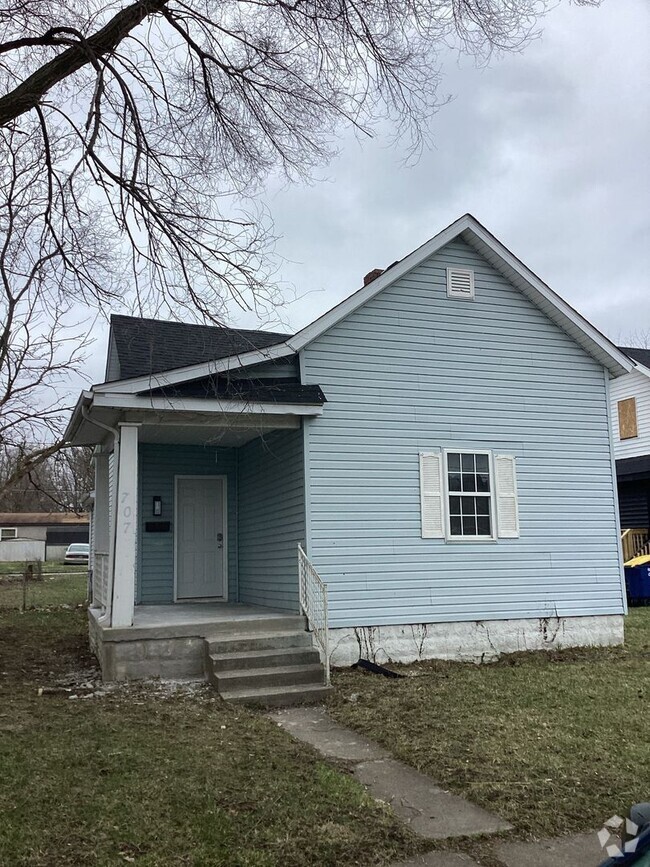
[494,455,519,538]
[419,452,444,538]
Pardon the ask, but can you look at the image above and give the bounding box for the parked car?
[64,543,89,565]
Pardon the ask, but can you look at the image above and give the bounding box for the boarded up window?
[618,397,638,440]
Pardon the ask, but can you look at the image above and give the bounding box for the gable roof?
[619,346,650,371]
[96,214,632,394]
[109,315,291,380]
[0,512,88,526]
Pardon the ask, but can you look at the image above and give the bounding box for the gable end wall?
[301,237,624,629]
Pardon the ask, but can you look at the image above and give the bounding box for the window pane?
[447,453,461,472]
[477,516,491,536]
[476,498,490,516]
[475,454,489,473]
[476,473,490,492]
[462,474,476,492]
[449,496,461,515]
[461,497,475,515]
[462,516,477,536]
[450,516,462,536]
[448,473,461,492]
[461,454,475,472]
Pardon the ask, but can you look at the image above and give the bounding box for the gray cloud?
[85,0,650,387]
[236,0,650,343]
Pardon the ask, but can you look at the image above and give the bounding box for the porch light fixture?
[152,496,162,516]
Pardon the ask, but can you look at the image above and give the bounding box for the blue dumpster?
[625,565,650,605]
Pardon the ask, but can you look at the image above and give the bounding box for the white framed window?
[0,527,17,541]
[445,450,494,539]
[446,267,475,299]
[419,450,519,541]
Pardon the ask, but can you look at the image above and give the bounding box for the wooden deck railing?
[621,529,650,563]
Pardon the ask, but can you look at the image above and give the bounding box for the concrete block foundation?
[89,609,206,681]
[328,614,625,667]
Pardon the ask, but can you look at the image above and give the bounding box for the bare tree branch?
[0,0,602,487]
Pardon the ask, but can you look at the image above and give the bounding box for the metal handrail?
[298,544,330,685]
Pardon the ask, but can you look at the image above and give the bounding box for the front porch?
[65,384,331,696]
[79,403,317,627]
[89,602,310,681]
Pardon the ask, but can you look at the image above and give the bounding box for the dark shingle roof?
[144,377,325,405]
[110,315,291,380]
[619,346,650,369]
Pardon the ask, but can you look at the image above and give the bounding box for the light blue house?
[67,214,632,703]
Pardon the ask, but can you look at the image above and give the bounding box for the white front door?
[175,477,226,600]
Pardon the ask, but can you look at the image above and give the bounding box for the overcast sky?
[86,0,650,383]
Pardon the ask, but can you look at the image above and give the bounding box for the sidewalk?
[269,706,511,840]
[269,706,606,867]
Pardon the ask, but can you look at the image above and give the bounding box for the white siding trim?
[494,454,520,539]
[92,393,323,416]
[419,452,444,538]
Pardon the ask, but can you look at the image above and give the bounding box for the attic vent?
[446,267,475,299]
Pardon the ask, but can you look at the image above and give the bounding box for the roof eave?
[64,391,94,444]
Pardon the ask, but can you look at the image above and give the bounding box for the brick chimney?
[363,268,384,286]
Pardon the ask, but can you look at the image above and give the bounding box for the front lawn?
[0,606,422,866]
[0,569,87,610]
[328,610,650,839]
[0,560,88,575]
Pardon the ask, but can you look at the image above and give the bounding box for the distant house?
[610,347,650,560]
[66,214,632,703]
[0,513,89,562]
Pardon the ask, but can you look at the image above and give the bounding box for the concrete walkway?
[269,707,607,866]
[269,707,512,841]
[495,832,605,867]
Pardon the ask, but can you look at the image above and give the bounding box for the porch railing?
[621,528,649,563]
[298,544,330,685]
[93,551,110,609]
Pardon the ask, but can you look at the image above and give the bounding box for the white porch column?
[111,423,139,628]
[92,450,110,609]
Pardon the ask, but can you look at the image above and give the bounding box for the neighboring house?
[66,214,632,702]
[610,347,650,560]
[0,513,89,562]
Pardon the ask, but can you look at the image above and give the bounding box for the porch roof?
[66,389,323,447]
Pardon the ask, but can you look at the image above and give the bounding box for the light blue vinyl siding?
[137,444,238,604]
[229,357,299,379]
[302,237,624,629]
[237,428,305,612]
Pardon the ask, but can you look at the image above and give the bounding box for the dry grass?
[328,610,650,840]
[0,569,87,609]
[0,604,423,867]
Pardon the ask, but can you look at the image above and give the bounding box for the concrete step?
[219,682,332,707]
[210,646,321,672]
[210,663,325,691]
[206,630,313,654]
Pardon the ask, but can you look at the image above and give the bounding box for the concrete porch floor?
[134,602,297,630]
